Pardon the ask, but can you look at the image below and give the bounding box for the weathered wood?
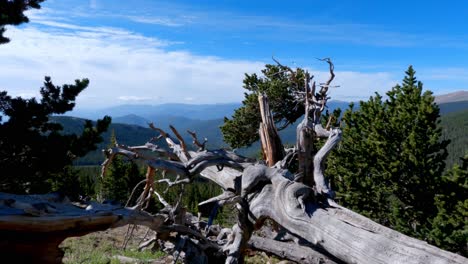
[296,117,315,186]
[246,168,467,264]
[249,236,340,264]
[258,94,284,166]
[2,58,465,264]
[0,192,166,263]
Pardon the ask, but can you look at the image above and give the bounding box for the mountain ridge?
[435,90,468,104]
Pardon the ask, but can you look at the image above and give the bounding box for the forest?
[0,1,467,263]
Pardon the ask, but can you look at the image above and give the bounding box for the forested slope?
[53,106,468,168]
[441,109,468,169]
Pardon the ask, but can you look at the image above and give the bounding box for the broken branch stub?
[1,59,466,264]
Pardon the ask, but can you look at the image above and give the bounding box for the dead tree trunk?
[1,59,466,264]
[258,94,284,166]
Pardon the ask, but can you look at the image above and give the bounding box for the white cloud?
[118,96,155,102]
[0,20,401,109]
[330,71,398,101]
[126,16,184,27]
[89,0,98,9]
[0,25,264,108]
[419,68,468,81]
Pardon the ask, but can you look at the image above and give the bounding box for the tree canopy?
[0,0,44,44]
[429,154,468,255]
[326,66,463,252]
[0,77,110,194]
[221,64,307,148]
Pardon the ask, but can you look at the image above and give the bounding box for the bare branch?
[125,179,147,207]
[154,190,170,208]
[317,57,335,94]
[272,56,299,84]
[148,122,168,138]
[187,130,207,151]
[157,177,191,192]
[100,147,138,178]
[125,143,178,160]
[169,125,190,158]
[149,123,190,162]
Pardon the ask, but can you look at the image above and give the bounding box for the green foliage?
[74,165,101,198]
[440,109,468,170]
[99,131,144,203]
[0,0,44,44]
[328,66,449,239]
[429,154,468,256]
[61,228,167,263]
[0,77,111,194]
[221,64,306,148]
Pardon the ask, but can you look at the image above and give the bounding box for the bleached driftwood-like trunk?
[1,59,466,264]
[97,120,465,263]
[0,192,165,263]
[258,94,284,166]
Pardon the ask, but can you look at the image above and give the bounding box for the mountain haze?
[435,90,468,104]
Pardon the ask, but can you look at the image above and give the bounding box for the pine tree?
[221,64,307,148]
[100,130,143,204]
[429,154,468,256]
[327,66,449,239]
[0,77,111,194]
[0,0,44,44]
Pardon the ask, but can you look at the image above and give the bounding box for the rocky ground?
[60,225,288,263]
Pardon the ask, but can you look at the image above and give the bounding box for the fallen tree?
[0,59,466,263]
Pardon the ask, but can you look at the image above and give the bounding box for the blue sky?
[0,0,467,109]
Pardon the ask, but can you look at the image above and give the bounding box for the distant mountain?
[50,115,228,165]
[72,103,242,121]
[438,101,468,114]
[435,90,468,104]
[72,101,352,122]
[113,114,149,127]
[53,93,467,166]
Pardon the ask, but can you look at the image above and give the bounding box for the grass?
[60,225,168,263]
[60,225,289,263]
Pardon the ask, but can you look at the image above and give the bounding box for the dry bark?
[1,59,466,264]
[258,94,284,166]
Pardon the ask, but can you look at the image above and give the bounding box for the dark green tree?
[429,154,468,256]
[0,77,111,194]
[0,0,44,44]
[221,64,306,148]
[100,130,143,204]
[327,66,449,240]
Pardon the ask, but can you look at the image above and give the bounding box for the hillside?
[440,109,468,169]
[50,116,227,165]
[72,103,242,121]
[52,96,467,167]
[435,90,468,104]
[438,101,468,114]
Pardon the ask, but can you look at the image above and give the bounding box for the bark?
[248,236,340,264]
[0,192,165,263]
[1,59,465,263]
[244,166,466,264]
[258,94,284,166]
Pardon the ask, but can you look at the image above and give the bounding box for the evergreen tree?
[429,154,468,256]
[221,64,307,148]
[100,130,143,204]
[0,77,111,194]
[327,66,449,239]
[0,0,44,44]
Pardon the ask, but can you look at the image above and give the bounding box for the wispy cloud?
[118,96,158,102]
[126,16,185,27]
[0,6,412,108]
[419,68,468,81]
[89,0,98,9]
[0,25,264,108]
